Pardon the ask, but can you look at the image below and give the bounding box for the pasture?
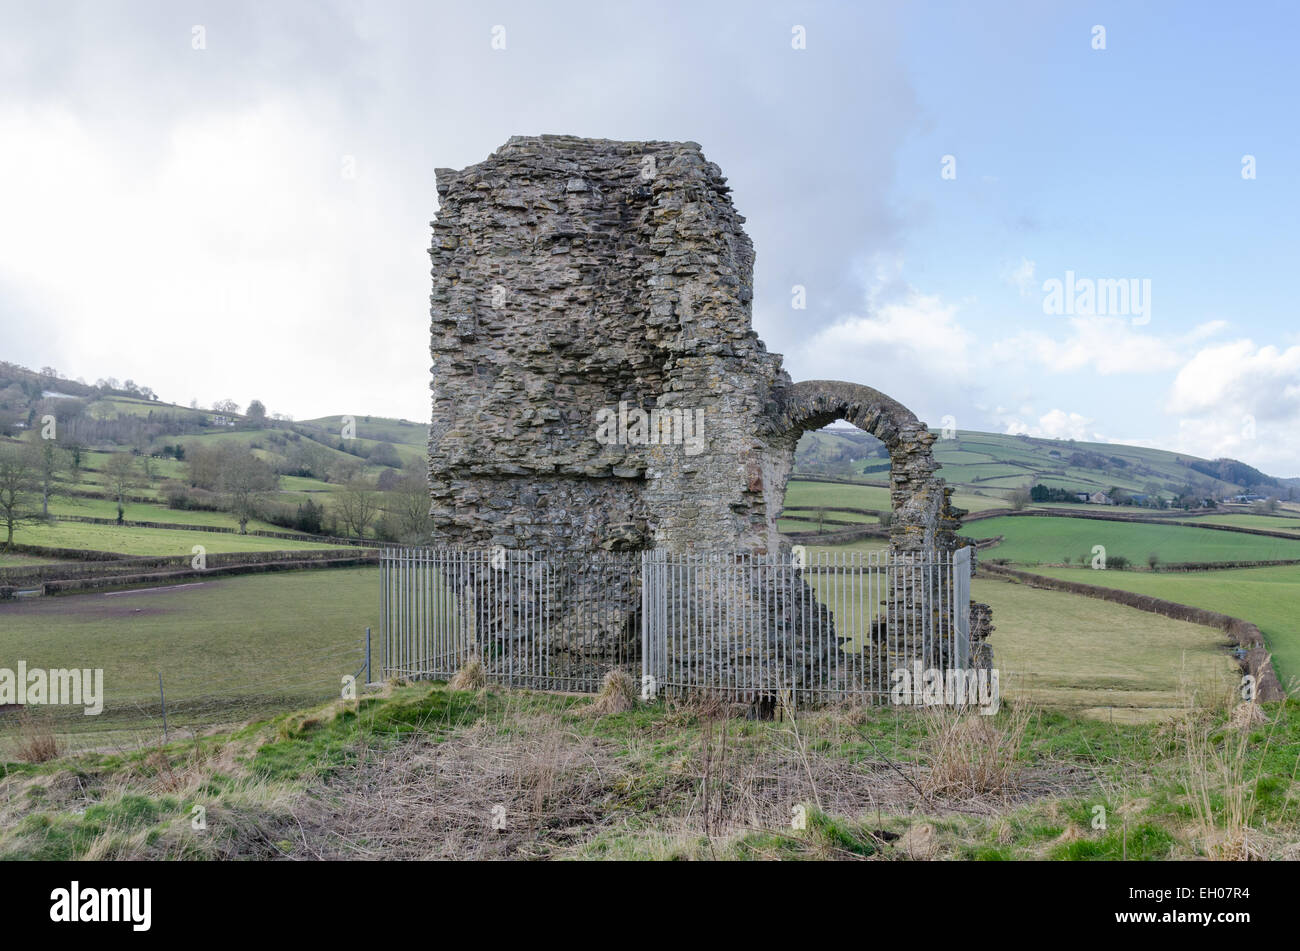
[782,478,1005,514]
[0,568,376,754]
[972,515,1300,566]
[973,577,1237,721]
[1032,565,1300,686]
[12,520,352,556]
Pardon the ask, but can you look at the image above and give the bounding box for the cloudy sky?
[2,1,1298,473]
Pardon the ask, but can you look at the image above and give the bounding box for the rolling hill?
[794,425,1297,504]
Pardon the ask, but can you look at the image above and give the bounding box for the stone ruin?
[427,135,990,695]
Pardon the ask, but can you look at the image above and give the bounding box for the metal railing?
[379,548,640,692]
[380,545,972,706]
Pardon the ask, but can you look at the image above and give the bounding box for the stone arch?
[769,379,962,554]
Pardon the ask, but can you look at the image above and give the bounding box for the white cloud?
[1164,339,1300,474]
[1002,408,1094,441]
[1167,339,1300,418]
[992,315,1183,375]
[797,291,972,382]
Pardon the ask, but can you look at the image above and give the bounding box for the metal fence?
[379,548,641,692]
[380,545,972,706]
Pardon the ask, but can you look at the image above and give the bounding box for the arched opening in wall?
[756,380,968,703]
[778,422,892,552]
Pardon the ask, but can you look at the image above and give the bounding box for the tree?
[218,452,279,534]
[64,439,84,473]
[1008,486,1032,511]
[326,458,362,485]
[185,444,228,490]
[25,439,65,519]
[336,477,379,539]
[102,452,137,522]
[212,399,240,416]
[246,400,267,426]
[368,441,402,468]
[383,471,434,543]
[294,498,324,535]
[0,445,39,552]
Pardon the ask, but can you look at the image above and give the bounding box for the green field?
[0,568,376,753]
[974,577,1236,721]
[1032,565,1300,686]
[13,520,351,556]
[1187,513,1300,533]
[973,515,1300,566]
[799,538,1241,719]
[782,478,1005,514]
[45,497,298,534]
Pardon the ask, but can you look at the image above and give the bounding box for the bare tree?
[25,438,65,519]
[336,477,380,539]
[218,451,279,534]
[383,470,434,542]
[0,445,39,551]
[102,452,137,523]
[1008,485,1032,511]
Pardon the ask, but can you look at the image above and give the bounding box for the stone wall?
[429,135,958,560]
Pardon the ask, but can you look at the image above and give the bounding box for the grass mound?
[586,670,639,715]
[449,656,486,691]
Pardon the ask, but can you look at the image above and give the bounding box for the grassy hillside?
[795,426,1295,502]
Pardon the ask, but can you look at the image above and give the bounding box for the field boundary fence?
[380,546,975,708]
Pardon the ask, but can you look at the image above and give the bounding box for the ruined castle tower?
[428,135,958,558]
[427,136,978,692]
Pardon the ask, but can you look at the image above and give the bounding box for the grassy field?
[12,520,352,556]
[972,515,1300,566]
[1031,565,1300,687]
[0,568,376,754]
[45,497,297,534]
[1187,513,1300,533]
[782,478,1006,514]
[797,552,1239,720]
[973,578,1237,721]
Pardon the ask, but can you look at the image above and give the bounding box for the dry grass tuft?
[897,821,937,859]
[16,709,59,764]
[586,670,639,716]
[1228,701,1268,729]
[1176,702,1272,860]
[449,656,487,691]
[919,705,1032,800]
